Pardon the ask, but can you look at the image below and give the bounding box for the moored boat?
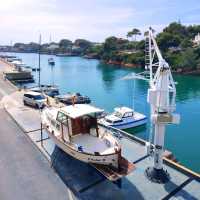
[98,107,147,130]
[30,84,59,97]
[48,57,55,65]
[55,92,91,105]
[41,104,134,171]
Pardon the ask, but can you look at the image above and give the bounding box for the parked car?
[23,91,46,109]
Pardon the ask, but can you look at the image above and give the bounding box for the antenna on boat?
[38,34,41,88]
[144,27,180,183]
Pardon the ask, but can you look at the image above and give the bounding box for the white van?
[23,91,46,109]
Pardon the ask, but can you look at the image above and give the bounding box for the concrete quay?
[0,60,200,200]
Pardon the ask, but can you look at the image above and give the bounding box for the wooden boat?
[41,104,134,172]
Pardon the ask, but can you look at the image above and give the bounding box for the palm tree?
[127,31,133,40]
[127,28,141,51]
[132,28,141,42]
[130,28,141,50]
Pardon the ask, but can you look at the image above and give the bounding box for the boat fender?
[105,139,111,147]
[78,145,83,152]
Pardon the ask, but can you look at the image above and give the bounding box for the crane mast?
[145,28,180,183]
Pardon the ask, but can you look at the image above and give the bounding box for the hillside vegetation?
[1,22,200,72]
[86,22,200,71]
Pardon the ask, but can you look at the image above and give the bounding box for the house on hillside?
[193,33,200,46]
[47,43,59,50]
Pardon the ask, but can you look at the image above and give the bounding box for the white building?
[47,44,59,50]
[193,33,200,46]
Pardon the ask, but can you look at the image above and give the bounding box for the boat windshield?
[34,95,45,100]
[57,111,68,124]
[114,112,122,118]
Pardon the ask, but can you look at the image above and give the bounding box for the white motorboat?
[98,107,147,130]
[30,84,59,97]
[48,57,55,65]
[41,104,133,170]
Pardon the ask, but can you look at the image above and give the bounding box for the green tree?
[181,48,197,69]
[127,31,133,40]
[58,39,72,53]
[180,39,193,49]
[132,28,141,42]
[59,39,72,48]
[127,28,141,50]
[74,39,91,49]
[157,32,181,51]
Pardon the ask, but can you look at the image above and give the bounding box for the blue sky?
[0,0,200,45]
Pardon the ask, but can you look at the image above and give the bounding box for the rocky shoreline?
[2,50,200,75]
[103,60,141,68]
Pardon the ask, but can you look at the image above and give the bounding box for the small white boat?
[30,84,59,97]
[48,57,55,65]
[41,104,134,171]
[99,107,147,130]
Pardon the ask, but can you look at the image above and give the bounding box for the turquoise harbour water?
[4,53,200,173]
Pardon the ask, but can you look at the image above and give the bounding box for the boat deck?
[72,133,117,155]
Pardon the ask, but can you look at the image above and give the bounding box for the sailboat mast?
[38,34,41,87]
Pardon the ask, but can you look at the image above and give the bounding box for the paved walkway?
[0,61,76,200]
[0,109,74,200]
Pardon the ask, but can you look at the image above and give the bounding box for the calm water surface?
[5,53,200,173]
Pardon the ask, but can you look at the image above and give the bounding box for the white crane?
[121,27,180,183]
[145,27,180,183]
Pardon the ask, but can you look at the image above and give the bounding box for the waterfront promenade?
[0,61,76,200]
[0,60,200,200]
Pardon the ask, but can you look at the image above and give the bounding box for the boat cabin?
[113,107,134,119]
[55,104,104,142]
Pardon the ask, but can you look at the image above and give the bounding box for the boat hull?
[99,117,147,130]
[48,61,55,66]
[45,127,120,169]
[111,118,147,129]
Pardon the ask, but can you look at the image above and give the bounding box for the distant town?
[1,22,200,73]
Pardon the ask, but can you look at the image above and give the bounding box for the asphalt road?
[0,108,72,200]
[0,63,74,200]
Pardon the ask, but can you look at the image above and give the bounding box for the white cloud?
[0,0,199,45]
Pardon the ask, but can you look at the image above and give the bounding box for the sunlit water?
[4,52,200,173]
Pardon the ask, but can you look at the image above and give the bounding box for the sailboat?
[48,35,55,66]
[30,34,59,97]
[48,58,55,66]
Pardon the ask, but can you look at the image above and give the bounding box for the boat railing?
[98,122,146,145]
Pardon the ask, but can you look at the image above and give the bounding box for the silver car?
[23,91,46,109]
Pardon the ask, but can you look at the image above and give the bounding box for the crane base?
[145,167,170,184]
